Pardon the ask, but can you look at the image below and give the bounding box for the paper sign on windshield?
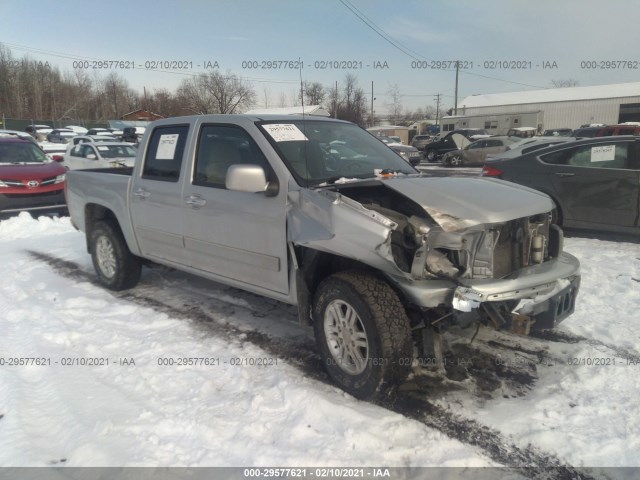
[591,145,615,162]
[156,134,179,160]
[263,124,308,142]
[97,146,109,151]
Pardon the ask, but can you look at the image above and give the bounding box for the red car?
[0,135,67,215]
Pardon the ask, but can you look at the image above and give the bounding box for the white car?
[39,141,68,162]
[64,125,89,135]
[63,142,137,170]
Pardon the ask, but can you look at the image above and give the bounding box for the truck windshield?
[258,120,417,186]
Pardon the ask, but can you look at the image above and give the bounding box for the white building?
[441,82,640,135]
[244,105,331,117]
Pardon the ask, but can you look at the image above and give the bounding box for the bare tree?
[262,87,271,108]
[385,83,403,124]
[302,81,326,105]
[178,70,256,114]
[335,74,368,126]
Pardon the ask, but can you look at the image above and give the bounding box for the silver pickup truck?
[66,114,581,399]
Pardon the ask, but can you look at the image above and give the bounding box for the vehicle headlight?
[54,174,66,184]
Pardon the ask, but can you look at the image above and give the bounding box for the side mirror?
[86,154,97,160]
[51,155,65,162]
[225,164,278,196]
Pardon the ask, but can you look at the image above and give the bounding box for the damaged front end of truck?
[287,175,580,352]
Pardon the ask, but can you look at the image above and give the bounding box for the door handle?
[133,188,150,198]
[554,172,575,177]
[185,195,206,208]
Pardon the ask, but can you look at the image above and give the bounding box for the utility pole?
[334,80,338,119]
[433,93,442,127]
[454,61,459,115]
[370,81,374,127]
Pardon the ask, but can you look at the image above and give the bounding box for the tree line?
[0,43,438,127]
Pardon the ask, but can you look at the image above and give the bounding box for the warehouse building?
[441,82,640,135]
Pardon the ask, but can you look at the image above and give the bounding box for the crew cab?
[65,115,581,399]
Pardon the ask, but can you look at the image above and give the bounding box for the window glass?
[142,125,188,182]
[194,125,271,189]
[259,120,415,186]
[542,143,628,169]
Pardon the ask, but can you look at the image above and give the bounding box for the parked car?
[65,114,581,399]
[122,126,145,143]
[542,128,573,137]
[597,123,640,136]
[375,136,421,166]
[482,136,640,235]
[486,137,574,162]
[441,136,522,167]
[572,126,607,138]
[64,125,89,135]
[39,142,69,162]
[86,128,111,136]
[423,129,491,162]
[25,124,53,142]
[64,142,137,170]
[69,135,118,147]
[47,128,78,144]
[410,134,433,151]
[506,127,537,138]
[0,129,39,146]
[0,135,67,215]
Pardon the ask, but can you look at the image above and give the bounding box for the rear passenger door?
[181,122,289,294]
[540,139,639,227]
[129,124,191,266]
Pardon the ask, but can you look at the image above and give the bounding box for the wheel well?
[545,194,563,226]
[84,204,120,253]
[293,246,412,325]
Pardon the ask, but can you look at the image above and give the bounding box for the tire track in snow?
[28,250,598,479]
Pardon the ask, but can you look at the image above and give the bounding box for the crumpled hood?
[382,176,553,231]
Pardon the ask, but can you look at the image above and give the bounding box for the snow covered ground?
[0,213,639,476]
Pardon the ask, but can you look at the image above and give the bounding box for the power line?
[338,0,426,61]
[336,1,548,90]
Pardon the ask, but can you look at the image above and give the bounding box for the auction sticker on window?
[591,145,615,162]
[262,124,308,142]
[97,146,109,151]
[156,134,179,160]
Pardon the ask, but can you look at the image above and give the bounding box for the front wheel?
[449,154,462,167]
[312,271,413,400]
[425,150,436,162]
[90,221,142,291]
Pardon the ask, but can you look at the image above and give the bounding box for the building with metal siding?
[442,82,640,135]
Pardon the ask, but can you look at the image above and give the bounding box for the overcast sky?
[1,0,639,113]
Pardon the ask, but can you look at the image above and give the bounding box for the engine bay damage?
[287,179,580,354]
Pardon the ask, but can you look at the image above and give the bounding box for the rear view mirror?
[226,164,277,196]
[86,154,97,160]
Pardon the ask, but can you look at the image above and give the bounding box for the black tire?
[312,271,413,400]
[449,154,462,167]
[90,220,142,291]
[550,200,562,226]
[425,149,437,162]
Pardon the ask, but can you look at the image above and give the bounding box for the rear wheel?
[90,221,141,290]
[312,271,413,400]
